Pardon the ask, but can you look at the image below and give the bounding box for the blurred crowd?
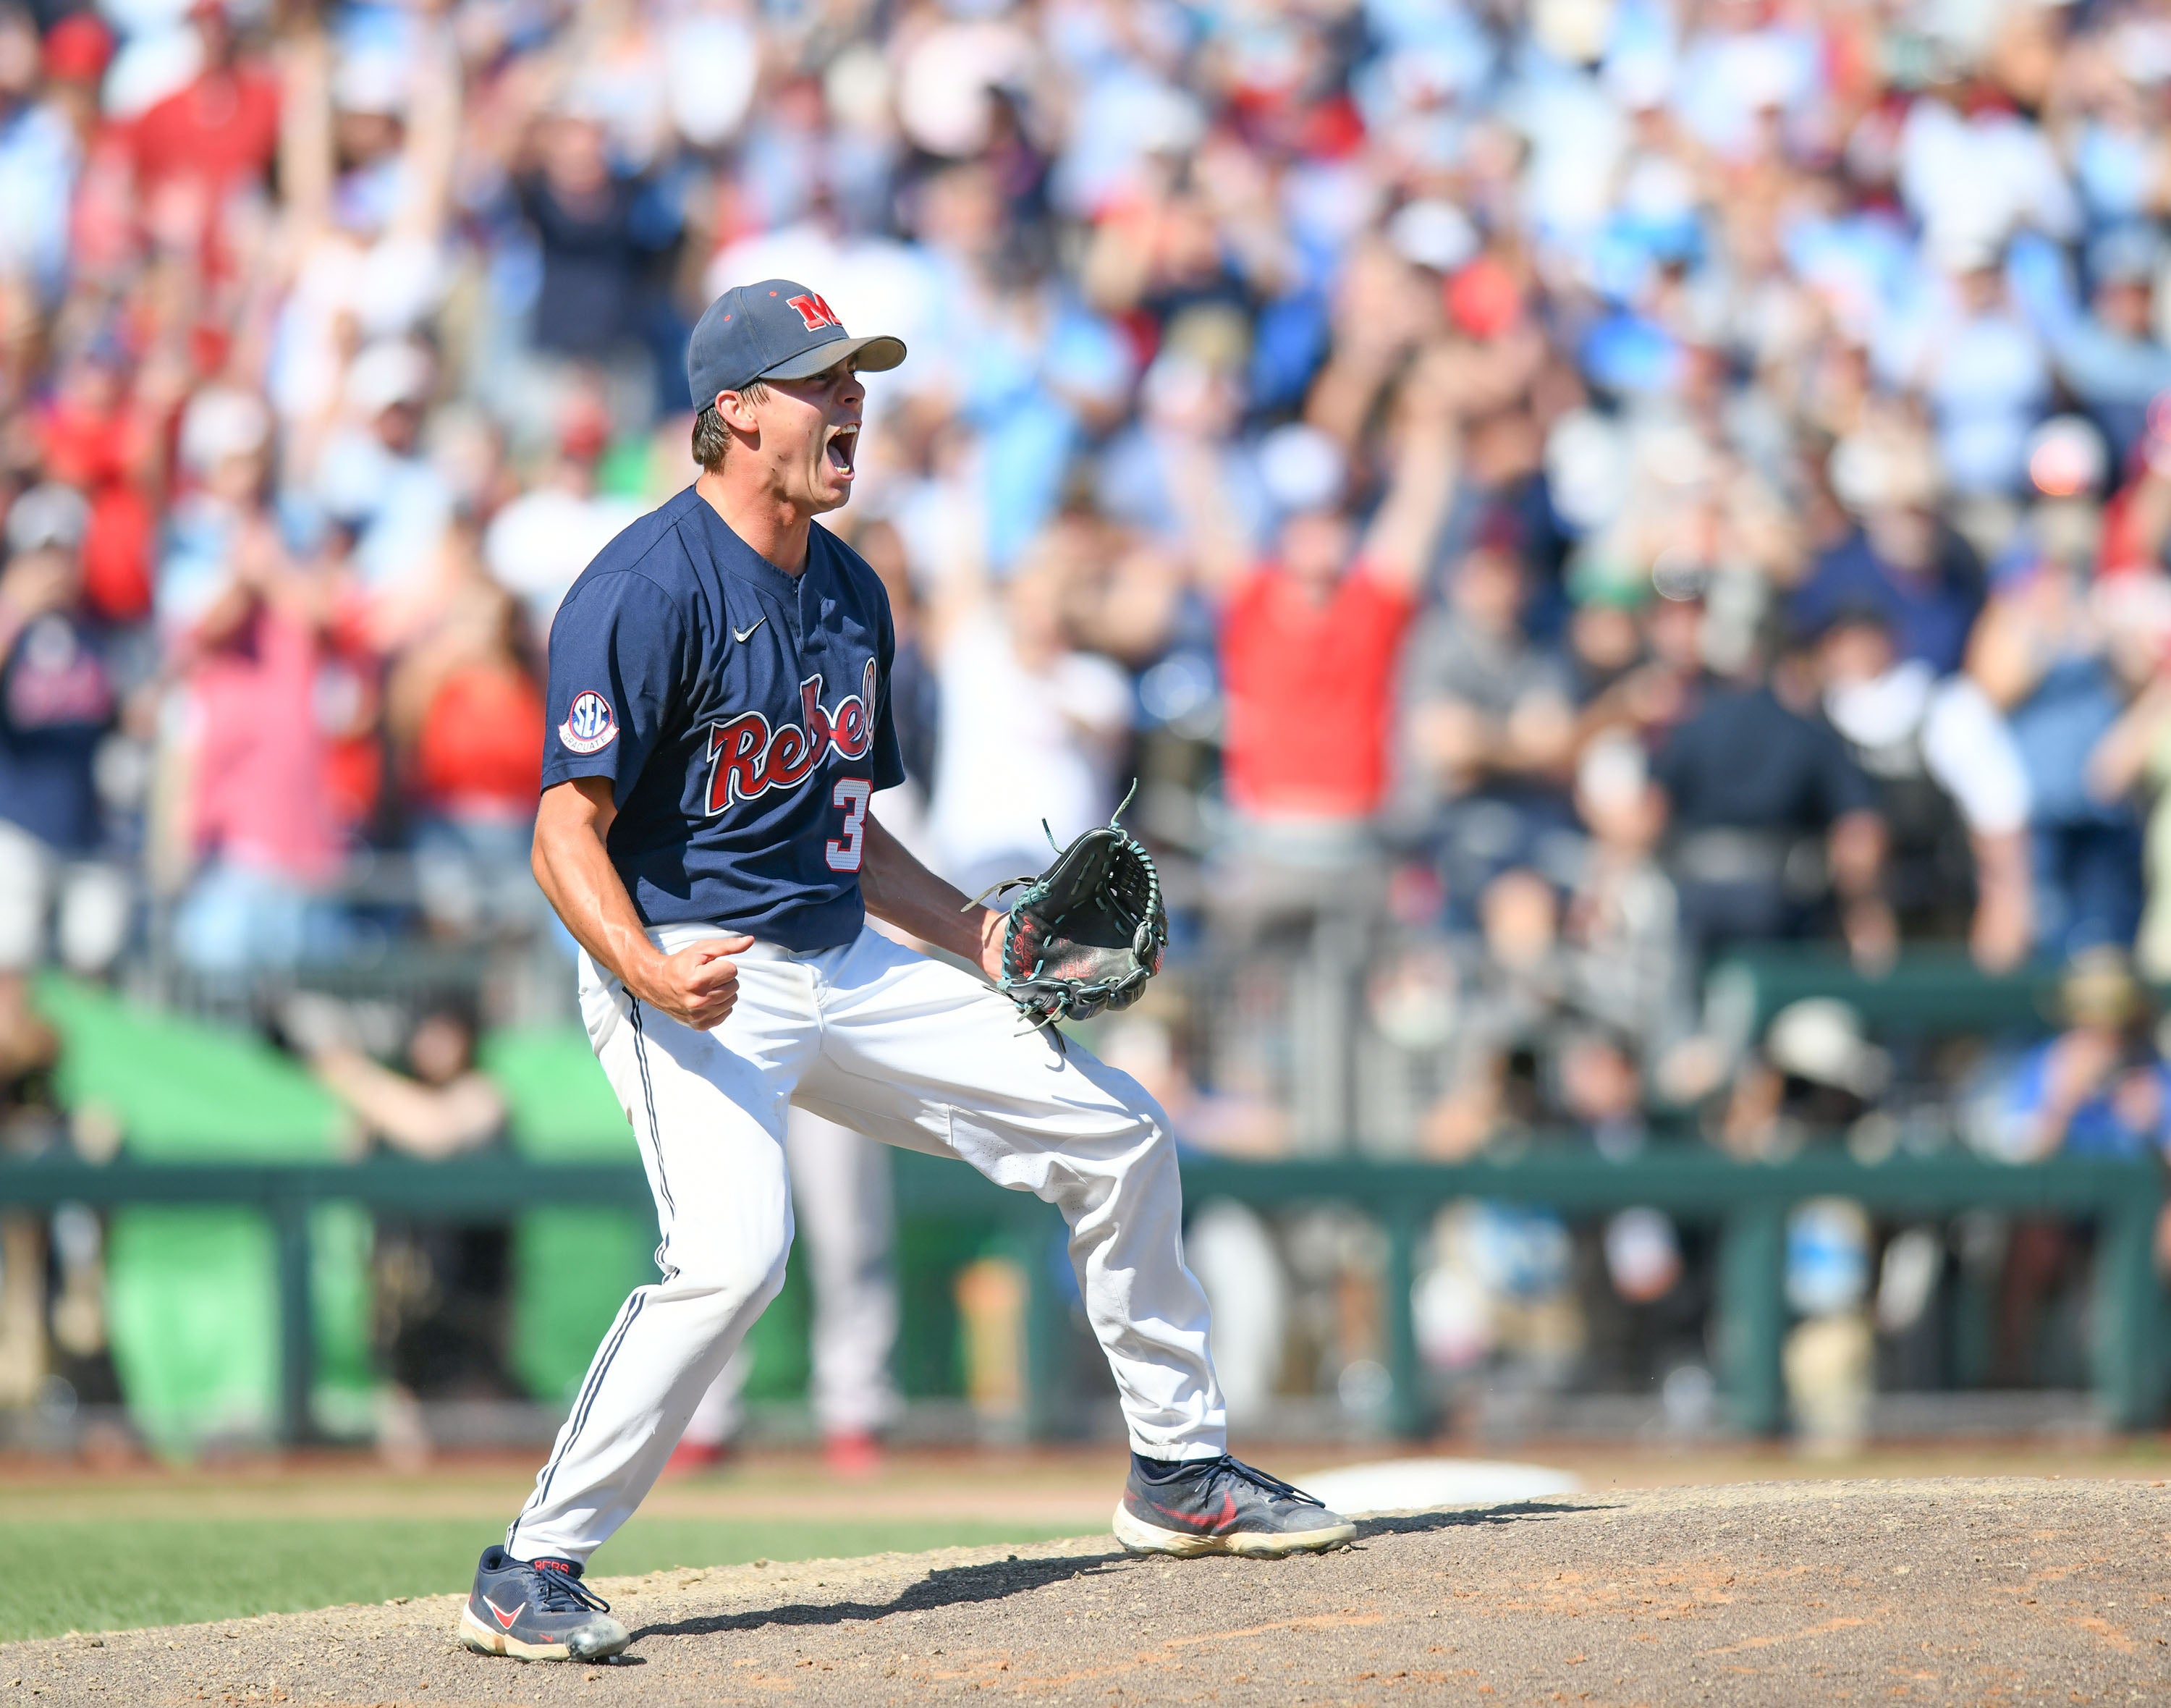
[9,0,2171,1437]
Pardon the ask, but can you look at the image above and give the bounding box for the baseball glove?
[973,789,1169,1029]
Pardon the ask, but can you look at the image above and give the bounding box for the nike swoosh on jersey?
[732,615,766,643]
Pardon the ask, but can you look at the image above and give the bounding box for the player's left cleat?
[456,1547,630,1662]
[1112,1453,1356,1557]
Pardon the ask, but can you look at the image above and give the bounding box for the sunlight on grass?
[0,1513,1079,1644]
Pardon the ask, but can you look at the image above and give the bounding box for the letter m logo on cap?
[787,293,842,332]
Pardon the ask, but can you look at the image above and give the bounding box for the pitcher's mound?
[8,1477,2164,1705]
[1296,1455,1579,1514]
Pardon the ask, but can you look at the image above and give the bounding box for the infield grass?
[0,1511,1086,1643]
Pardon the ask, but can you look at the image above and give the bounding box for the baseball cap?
[686,279,905,410]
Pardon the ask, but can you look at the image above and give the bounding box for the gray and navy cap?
[686,279,906,410]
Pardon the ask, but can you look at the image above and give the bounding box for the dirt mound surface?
[7,1477,2165,1705]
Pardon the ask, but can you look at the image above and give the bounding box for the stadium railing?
[1706,944,2073,1038]
[0,1144,2159,1445]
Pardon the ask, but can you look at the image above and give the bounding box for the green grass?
[0,1514,1080,1644]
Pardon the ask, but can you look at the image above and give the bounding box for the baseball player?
[457,281,1353,1664]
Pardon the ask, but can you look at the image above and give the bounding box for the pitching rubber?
[1111,1500,1358,1557]
[455,1602,629,1662]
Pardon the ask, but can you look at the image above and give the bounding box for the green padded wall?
[35,976,375,1453]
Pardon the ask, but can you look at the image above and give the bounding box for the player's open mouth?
[825,425,858,477]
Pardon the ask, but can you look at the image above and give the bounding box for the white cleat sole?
[456,1603,629,1662]
[1112,1500,1357,1557]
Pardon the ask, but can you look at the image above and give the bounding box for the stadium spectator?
[1651,625,1892,964]
[2089,659,2171,981]
[920,506,1133,896]
[1396,517,1578,906]
[386,556,545,941]
[311,338,454,631]
[1813,604,2033,968]
[478,392,642,635]
[502,88,686,428]
[1981,949,2171,1329]
[0,483,127,989]
[1793,425,1985,675]
[290,996,514,1442]
[0,3,78,304]
[1561,731,1688,1070]
[125,0,278,263]
[166,389,352,973]
[1719,999,1889,1162]
[1420,866,1574,1161]
[1991,950,2171,1165]
[1966,534,2146,957]
[1196,350,1458,851]
[2045,227,2171,468]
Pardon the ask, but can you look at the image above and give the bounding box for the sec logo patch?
[559,690,618,755]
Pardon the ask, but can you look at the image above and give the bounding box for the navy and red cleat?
[456,1546,630,1662]
[1112,1453,1356,1557]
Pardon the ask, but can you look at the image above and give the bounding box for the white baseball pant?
[507,921,1227,1563]
[682,1107,899,1445]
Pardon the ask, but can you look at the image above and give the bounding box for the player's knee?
[665,1221,795,1321]
[748,1223,795,1307]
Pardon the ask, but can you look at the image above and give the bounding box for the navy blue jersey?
[541,486,905,951]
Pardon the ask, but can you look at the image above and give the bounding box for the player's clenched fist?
[631,936,756,1030]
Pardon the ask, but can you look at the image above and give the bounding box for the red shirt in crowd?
[130,65,280,200]
[415,661,545,819]
[187,604,344,884]
[128,62,280,276]
[38,392,156,622]
[1217,563,1415,819]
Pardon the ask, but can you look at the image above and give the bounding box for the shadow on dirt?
[630,1499,1612,1642]
[1353,1499,1617,1542]
[629,1548,1127,1641]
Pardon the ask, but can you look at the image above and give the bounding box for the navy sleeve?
[542,570,689,803]
[868,588,907,794]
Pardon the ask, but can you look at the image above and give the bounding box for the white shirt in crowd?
[928,608,1131,884]
[1824,661,2031,837]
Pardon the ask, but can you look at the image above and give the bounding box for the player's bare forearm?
[532,779,657,978]
[532,777,753,1029]
[860,813,1004,981]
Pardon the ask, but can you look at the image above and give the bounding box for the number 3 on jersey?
[826,778,872,872]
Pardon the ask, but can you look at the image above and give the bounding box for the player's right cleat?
[456,1546,630,1662]
[1113,1453,1357,1557]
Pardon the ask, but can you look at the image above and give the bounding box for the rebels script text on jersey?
[541,486,906,951]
